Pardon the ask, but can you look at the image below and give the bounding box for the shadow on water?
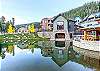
[0,40,100,71]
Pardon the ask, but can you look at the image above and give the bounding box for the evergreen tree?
[62,1,98,19]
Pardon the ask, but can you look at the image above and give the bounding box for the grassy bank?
[0,33,48,42]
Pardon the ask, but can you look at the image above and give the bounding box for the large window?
[57,21,64,30]
[55,33,65,38]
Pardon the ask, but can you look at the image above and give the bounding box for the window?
[57,21,64,30]
[55,41,65,47]
[55,33,65,38]
[70,33,73,38]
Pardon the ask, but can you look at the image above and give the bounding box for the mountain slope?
[62,1,99,19]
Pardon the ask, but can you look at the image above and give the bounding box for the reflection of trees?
[0,43,15,57]
[0,43,6,59]
[6,44,14,54]
[27,42,38,49]
[0,45,2,57]
[16,40,39,53]
[41,47,53,57]
[31,47,34,53]
[6,44,15,56]
[1,51,5,59]
[28,42,38,53]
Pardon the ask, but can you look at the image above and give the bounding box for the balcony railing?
[74,35,100,41]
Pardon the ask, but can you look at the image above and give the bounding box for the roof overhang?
[80,27,100,31]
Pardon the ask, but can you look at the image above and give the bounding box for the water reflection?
[39,41,100,71]
[55,41,65,47]
[0,40,39,59]
[0,43,15,59]
[0,40,100,71]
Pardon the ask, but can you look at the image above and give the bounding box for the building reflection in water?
[41,41,72,67]
[55,41,65,47]
[40,40,100,70]
[51,48,68,67]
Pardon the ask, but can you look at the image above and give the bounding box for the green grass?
[0,33,48,42]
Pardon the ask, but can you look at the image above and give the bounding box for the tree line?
[0,16,35,34]
[62,1,99,19]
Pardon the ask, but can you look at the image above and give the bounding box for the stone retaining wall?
[73,40,100,52]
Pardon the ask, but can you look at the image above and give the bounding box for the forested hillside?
[62,1,100,19]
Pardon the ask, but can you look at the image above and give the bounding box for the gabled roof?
[52,14,67,22]
[52,14,76,23]
[80,12,100,23]
[52,57,68,67]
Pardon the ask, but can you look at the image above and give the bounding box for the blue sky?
[0,0,98,25]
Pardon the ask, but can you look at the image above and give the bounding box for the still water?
[0,40,100,71]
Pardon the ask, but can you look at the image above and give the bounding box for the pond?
[0,40,100,71]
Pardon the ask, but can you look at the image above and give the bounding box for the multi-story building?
[52,14,76,41]
[79,12,100,41]
[40,18,53,31]
[73,12,100,52]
